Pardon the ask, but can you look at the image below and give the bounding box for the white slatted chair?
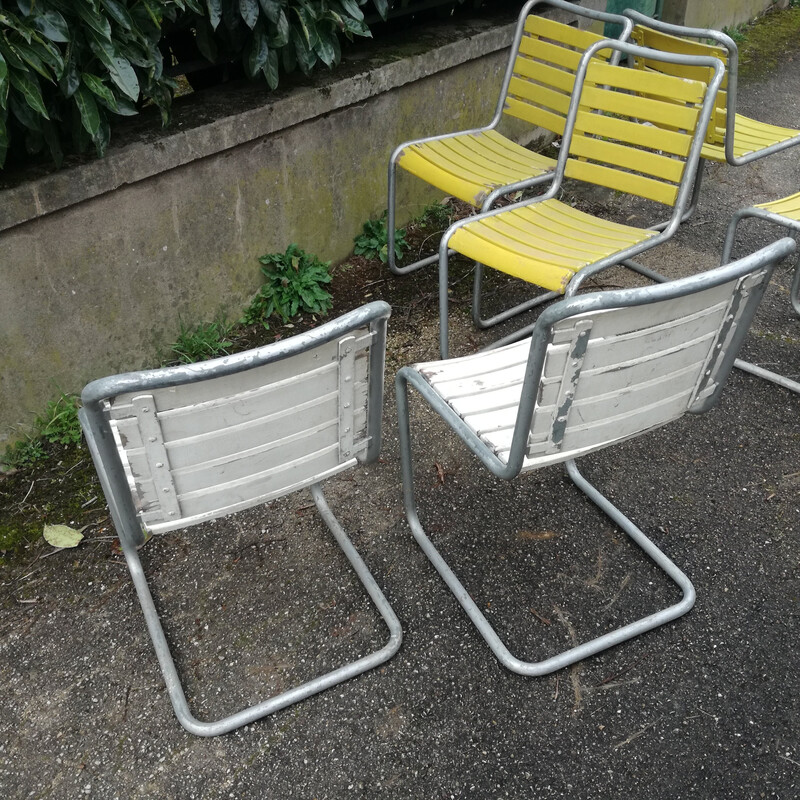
[80,302,401,736]
[396,240,795,675]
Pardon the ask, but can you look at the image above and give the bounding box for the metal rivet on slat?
[148,436,157,443]
[344,402,351,408]
[156,462,164,468]
[163,488,170,493]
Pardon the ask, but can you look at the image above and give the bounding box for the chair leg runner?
[721,210,800,394]
[397,381,695,676]
[124,484,401,737]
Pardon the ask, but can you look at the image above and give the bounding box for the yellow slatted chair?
[625,12,800,218]
[386,0,634,276]
[721,192,800,394]
[435,39,724,358]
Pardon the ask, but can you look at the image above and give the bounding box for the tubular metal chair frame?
[397,238,795,676]
[722,198,800,394]
[80,302,401,737]
[437,38,725,357]
[624,10,800,224]
[386,0,634,276]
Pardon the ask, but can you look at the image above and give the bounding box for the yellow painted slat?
[566,159,679,205]
[757,190,800,218]
[517,35,587,71]
[587,60,707,105]
[576,111,693,158]
[524,13,607,52]
[507,75,573,114]
[503,97,569,134]
[568,134,686,183]
[581,84,701,131]
[631,24,728,63]
[513,56,580,95]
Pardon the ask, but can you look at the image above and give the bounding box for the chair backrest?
[79,302,390,544]
[516,239,795,469]
[560,50,720,206]
[497,0,633,135]
[630,23,730,146]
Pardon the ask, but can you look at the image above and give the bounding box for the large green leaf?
[75,82,101,137]
[262,47,279,90]
[99,0,134,32]
[7,38,53,81]
[88,33,140,100]
[245,25,269,77]
[239,0,260,30]
[371,0,389,20]
[75,0,113,42]
[206,0,222,29]
[0,51,8,110]
[8,67,49,118]
[314,27,338,68]
[268,8,290,48]
[258,0,281,25]
[337,0,365,21]
[30,10,70,43]
[81,72,118,111]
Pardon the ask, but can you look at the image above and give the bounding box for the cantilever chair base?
[722,195,800,395]
[402,457,694,675]
[110,482,401,738]
[397,240,795,676]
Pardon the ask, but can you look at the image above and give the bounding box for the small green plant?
[418,201,453,230]
[722,23,748,45]
[2,436,46,469]
[353,211,408,263]
[170,319,233,363]
[243,243,333,327]
[36,393,82,445]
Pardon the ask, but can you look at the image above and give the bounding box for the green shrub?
[186,0,376,89]
[0,0,199,167]
[353,210,407,263]
[243,243,333,327]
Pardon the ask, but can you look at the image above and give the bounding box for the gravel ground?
[1,15,799,800]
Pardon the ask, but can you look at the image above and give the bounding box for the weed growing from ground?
[171,320,234,364]
[243,244,333,328]
[353,211,408,263]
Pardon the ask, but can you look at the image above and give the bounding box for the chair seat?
[397,129,556,207]
[701,113,800,161]
[448,198,658,292]
[754,189,800,219]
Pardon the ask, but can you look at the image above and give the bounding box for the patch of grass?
[734,4,800,79]
[170,320,234,364]
[353,211,408,264]
[243,244,333,327]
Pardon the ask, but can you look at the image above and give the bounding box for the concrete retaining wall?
[1,15,532,443]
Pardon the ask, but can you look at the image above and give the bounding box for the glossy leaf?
[81,72,118,111]
[30,10,70,43]
[239,0,260,29]
[99,0,135,31]
[371,0,389,20]
[75,1,113,42]
[0,51,8,109]
[314,27,337,68]
[9,67,49,118]
[246,25,269,76]
[206,0,222,29]
[262,47,279,89]
[337,0,364,21]
[259,0,281,24]
[75,83,101,137]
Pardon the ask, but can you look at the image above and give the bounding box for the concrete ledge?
[0,18,515,234]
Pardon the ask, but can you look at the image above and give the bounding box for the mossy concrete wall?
[1,16,533,443]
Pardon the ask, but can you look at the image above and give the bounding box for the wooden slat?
[574,111,693,158]
[523,14,607,53]
[589,59,707,105]
[568,135,686,183]
[580,83,701,131]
